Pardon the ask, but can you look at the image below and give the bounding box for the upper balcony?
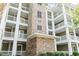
[6,8,18,23]
[18,25,27,41]
[21,3,29,13]
[9,3,19,9]
[20,11,28,26]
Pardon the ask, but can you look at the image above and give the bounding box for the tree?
[68,4,79,27]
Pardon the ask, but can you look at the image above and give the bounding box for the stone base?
[26,33,56,56]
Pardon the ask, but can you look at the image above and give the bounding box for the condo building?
[0,3,79,56]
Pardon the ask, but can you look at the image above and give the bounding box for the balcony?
[1,51,12,56]
[21,6,29,12]
[56,35,79,44]
[48,26,52,30]
[55,22,64,29]
[54,11,63,18]
[20,18,28,24]
[56,35,67,43]
[10,3,19,8]
[77,36,79,41]
[4,31,14,38]
[7,15,17,21]
[18,33,27,39]
[16,51,26,56]
[1,51,26,56]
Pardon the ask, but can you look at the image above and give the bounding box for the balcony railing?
[16,51,26,56]
[48,26,52,29]
[69,35,75,40]
[1,51,26,56]
[10,3,19,8]
[56,35,79,43]
[54,11,63,18]
[18,33,27,39]
[56,35,67,43]
[20,18,28,24]
[1,51,12,56]
[4,31,14,38]
[21,6,29,11]
[77,36,79,41]
[7,15,17,21]
[55,22,64,29]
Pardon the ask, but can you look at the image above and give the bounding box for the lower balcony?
[56,35,79,44]
[18,33,27,40]
[0,51,26,56]
[3,31,14,39]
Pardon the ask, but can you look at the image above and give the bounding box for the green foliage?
[72,51,79,56]
[39,52,69,56]
[68,4,79,27]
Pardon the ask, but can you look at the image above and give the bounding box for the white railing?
[55,22,64,29]
[20,18,28,24]
[69,35,75,40]
[1,51,12,56]
[77,36,79,41]
[21,6,29,11]
[4,31,14,38]
[16,51,26,56]
[18,33,27,39]
[1,51,26,56]
[67,21,72,26]
[54,11,63,18]
[56,35,67,43]
[61,35,67,41]
[48,26,52,29]
[10,3,19,8]
[7,15,16,21]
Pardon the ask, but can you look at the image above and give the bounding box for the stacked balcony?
[21,3,29,12]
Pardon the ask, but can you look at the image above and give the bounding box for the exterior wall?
[26,37,37,56]
[57,44,68,51]
[36,37,56,55]
[26,33,56,56]
[27,4,47,35]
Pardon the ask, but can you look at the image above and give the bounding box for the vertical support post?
[12,3,21,56]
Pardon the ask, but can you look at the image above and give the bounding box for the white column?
[52,12,57,51]
[12,3,21,56]
[62,3,72,55]
[45,8,48,34]
[68,41,72,55]
[52,12,55,36]
[0,4,9,52]
[76,43,79,52]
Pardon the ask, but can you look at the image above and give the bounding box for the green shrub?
[72,51,79,56]
[54,52,60,56]
[39,51,69,56]
[46,52,53,56]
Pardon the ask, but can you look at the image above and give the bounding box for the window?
[37,11,42,18]
[37,25,42,31]
[48,20,52,29]
[48,31,53,35]
[47,11,52,19]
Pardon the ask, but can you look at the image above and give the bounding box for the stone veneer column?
[26,33,56,56]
